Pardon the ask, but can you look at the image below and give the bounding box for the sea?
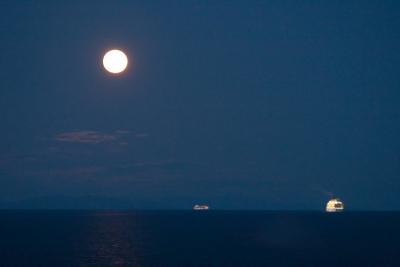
[0,210,399,267]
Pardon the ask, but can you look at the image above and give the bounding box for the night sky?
[0,1,399,210]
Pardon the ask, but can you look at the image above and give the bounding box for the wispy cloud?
[54,130,147,144]
[55,131,116,144]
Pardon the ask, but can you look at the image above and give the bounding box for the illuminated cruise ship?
[193,205,209,210]
[325,198,344,212]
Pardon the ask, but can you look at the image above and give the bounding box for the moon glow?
[103,50,128,74]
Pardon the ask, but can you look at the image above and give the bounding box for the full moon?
[103,49,128,74]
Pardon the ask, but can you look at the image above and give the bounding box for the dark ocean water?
[0,211,399,267]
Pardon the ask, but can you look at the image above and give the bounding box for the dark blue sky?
[0,1,399,209]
